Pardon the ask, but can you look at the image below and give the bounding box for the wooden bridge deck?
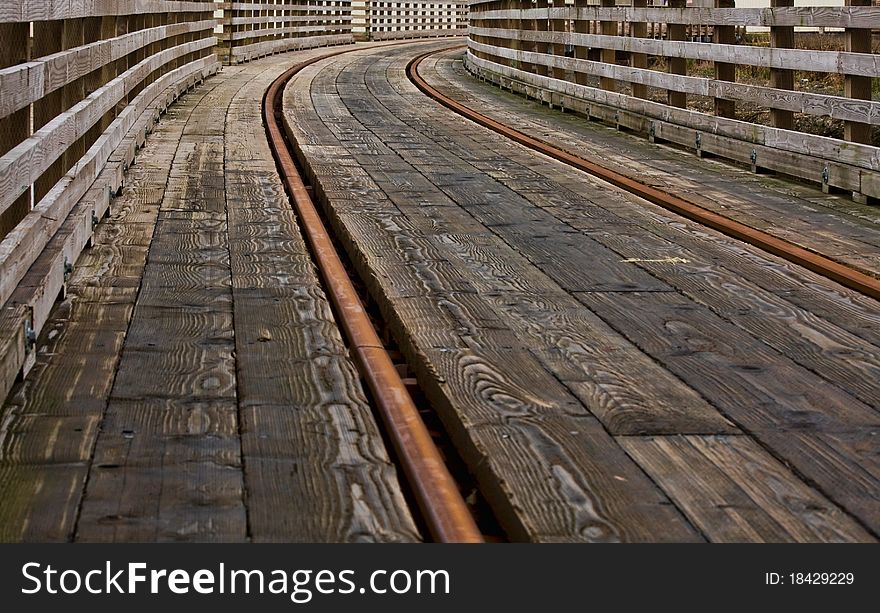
[0,48,419,543]
[1,40,878,542]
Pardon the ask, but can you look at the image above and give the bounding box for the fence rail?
[364,1,468,41]
[467,0,879,200]
[221,1,353,63]
[0,0,221,399]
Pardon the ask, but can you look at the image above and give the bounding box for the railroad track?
[263,45,486,544]
[407,47,880,303]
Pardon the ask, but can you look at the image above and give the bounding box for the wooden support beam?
[714,0,736,119]
[666,0,687,108]
[534,0,549,79]
[0,22,30,239]
[844,0,872,146]
[32,21,65,205]
[574,0,589,87]
[770,0,794,130]
[600,0,616,93]
[630,0,647,100]
[550,0,566,83]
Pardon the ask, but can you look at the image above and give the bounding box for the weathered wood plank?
[471,6,880,29]
[0,81,197,541]
[0,20,216,119]
[580,290,880,532]
[0,1,214,23]
[427,51,880,347]
[621,435,875,542]
[0,56,219,312]
[469,26,880,80]
[464,52,880,176]
[286,45,706,541]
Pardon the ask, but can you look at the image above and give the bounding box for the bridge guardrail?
[467,0,880,201]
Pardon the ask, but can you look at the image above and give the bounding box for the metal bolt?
[91,209,99,229]
[822,166,830,184]
[24,319,36,352]
[649,123,655,140]
[695,132,702,149]
[750,149,758,165]
[63,255,73,279]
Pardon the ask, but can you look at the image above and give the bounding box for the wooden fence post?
[574,0,589,87]
[770,0,794,130]
[666,0,687,108]
[714,0,736,118]
[600,0,616,92]
[0,22,30,238]
[844,0,872,147]
[630,0,647,100]
[551,0,566,84]
[535,0,549,78]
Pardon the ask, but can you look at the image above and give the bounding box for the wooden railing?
[467,1,880,201]
[0,1,222,398]
[364,1,469,40]
[220,1,353,63]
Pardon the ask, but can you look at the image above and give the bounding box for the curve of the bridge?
[2,41,879,543]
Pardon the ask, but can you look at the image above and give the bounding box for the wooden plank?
[467,26,880,79]
[0,55,219,312]
[0,71,228,542]
[464,53,880,197]
[427,49,880,289]
[0,20,216,119]
[74,397,248,542]
[576,225,880,411]
[287,45,705,541]
[579,290,880,532]
[1,1,215,23]
[471,6,880,29]
[466,39,880,126]
[621,435,874,542]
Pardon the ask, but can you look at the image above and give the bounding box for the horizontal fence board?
[0,20,216,118]
[469,26,880,78]
[1,1,214,23]
[465,51,880,187]
[469,40,880,125]
[471,7,880,29]
[229,33,353,61]
[0,37,216,218]
[469,1,879,198]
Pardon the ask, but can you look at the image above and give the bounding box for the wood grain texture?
[286,41,880,541]
[621,435,874,543]
[0,79,200,541]
[424,50,880,295]
[580,290,880,533]
[286,45,707,541]
[224,54,419,542]
[470,6,880,29]
[463,52,880,196]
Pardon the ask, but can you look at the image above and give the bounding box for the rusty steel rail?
[407,48,880,302]
[263,48,483,544]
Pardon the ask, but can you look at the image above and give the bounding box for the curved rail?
[407,48,880,302]
[264,47,483,543]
